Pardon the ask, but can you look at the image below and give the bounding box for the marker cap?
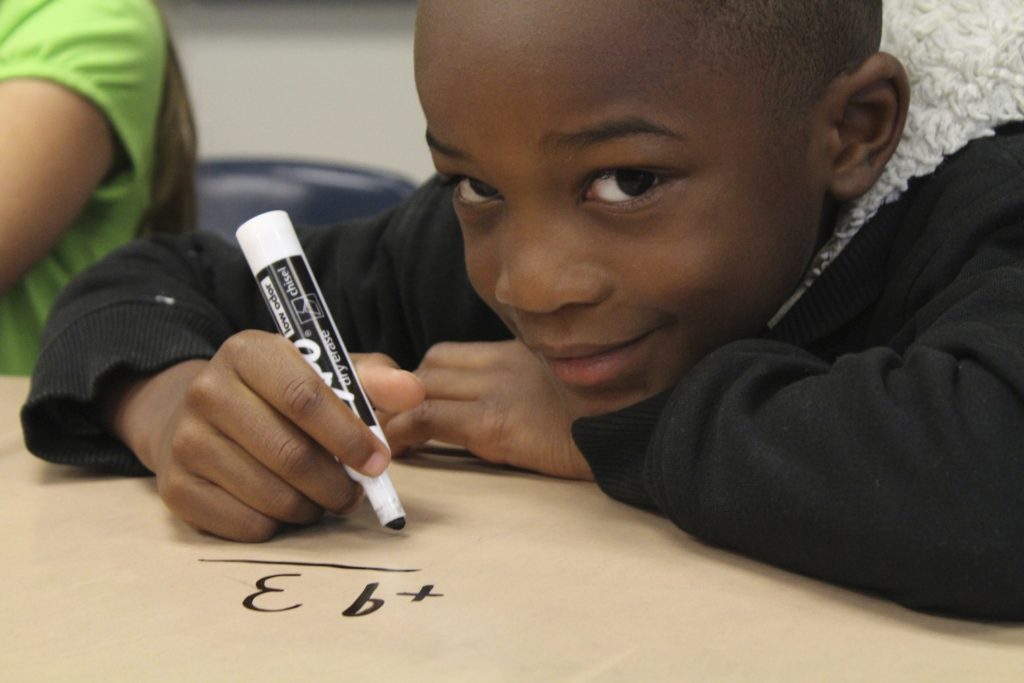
[235,210,303,276]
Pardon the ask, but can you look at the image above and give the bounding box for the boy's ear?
[817,52,910,202]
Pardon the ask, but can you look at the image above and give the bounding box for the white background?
[161,0,433,183]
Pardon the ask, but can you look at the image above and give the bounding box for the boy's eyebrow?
[425,130,466,159]
[425,116,685,160]
[541,116,685,151]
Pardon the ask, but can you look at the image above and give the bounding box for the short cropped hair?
[685,0,883,113]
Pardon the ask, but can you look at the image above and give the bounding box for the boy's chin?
[561,384,664,421]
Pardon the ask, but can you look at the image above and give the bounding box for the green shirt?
[0,0,165,375]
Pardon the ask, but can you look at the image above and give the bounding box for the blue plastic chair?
[196,158,418,239]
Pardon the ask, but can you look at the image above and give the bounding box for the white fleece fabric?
[770,0,1024,327]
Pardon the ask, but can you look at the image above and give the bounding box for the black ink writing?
[396,585,444,602]
[342,582,385,617]
[201,558,441,618]
[243,573,303,613]
[199,558,418,573]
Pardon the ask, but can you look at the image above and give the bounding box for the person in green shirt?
[0,0,196,375]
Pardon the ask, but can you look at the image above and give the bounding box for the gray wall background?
[161,1,434,182]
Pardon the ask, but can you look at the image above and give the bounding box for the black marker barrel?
[236,210,406,530]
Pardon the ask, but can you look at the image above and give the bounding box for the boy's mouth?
[532,331,655,390]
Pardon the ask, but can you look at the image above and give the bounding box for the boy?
[22,1,1024,619]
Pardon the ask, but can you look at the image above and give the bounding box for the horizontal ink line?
[199,558,419,573]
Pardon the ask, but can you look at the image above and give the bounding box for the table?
[2,375,1023,681]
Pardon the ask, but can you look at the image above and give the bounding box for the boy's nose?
[493,217,610,314]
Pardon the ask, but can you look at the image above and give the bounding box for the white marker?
[236,210,406,530]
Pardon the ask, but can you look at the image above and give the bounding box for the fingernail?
[363,450,389,477]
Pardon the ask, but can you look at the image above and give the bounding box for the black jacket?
[22,125,1024,619]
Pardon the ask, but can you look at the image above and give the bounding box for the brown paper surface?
[2,376,1023,681]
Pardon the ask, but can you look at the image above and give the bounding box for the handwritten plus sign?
[397,585,444,602]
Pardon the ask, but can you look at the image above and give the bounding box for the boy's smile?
[415,1,832,417]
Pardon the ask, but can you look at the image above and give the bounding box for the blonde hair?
[140,14,197,235]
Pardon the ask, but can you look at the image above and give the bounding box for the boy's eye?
[587,169,658,204]
[456,177,500,205]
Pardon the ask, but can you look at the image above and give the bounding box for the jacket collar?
[769,0,1024,330]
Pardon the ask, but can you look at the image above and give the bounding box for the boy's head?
[414,1,907,417]
[679,1,883,115]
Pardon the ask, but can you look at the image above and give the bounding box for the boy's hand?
[104,330,423,542]
[384,340,594,481]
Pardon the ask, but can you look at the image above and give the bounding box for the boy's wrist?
[101,359,208,474]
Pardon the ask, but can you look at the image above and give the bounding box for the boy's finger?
[356,363,426,413]
[420,340,521,370]
[187,359,360,514]
[351,352,401,371]
[414,365,492,401]
[207,389,362,514]
[230,335,390,477]
[386,399,489,456]
[160,470,282,543]
[180,426,327,524]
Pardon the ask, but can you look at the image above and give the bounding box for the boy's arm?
[21,178,508,475]
[22,229,248,474]
[575,136,1024,620]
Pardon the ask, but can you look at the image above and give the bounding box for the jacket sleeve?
[21,178,508,474]
[574,136,1024,620]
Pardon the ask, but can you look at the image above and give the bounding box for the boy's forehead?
[416,1,689,38]
[415,0,709,86]
[413,1,770,147]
